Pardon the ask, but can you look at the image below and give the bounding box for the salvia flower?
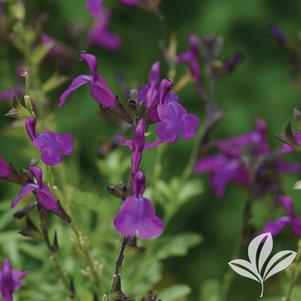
[0,156,11,178]
[86,0,102,17]
[195,154,251,198]
[59,52,117,109]
[176,34,201,82]
[25,118,73,166]
[0,259,28,301]
[89,8,122,51]
[195,119,301,198]
[264,195,301,237]
[156,80,200,143]
[11,166,71,222]
[139,62,200,143]
[114,170,164,239]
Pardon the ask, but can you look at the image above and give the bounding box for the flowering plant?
[0,1,301,301]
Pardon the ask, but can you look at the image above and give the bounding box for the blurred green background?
[1,0,301,300]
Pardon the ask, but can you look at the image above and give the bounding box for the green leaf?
[158,285,191,301]
[72,190,101,211]
[42,73,68,93]
[155,232,202,260]
[32,44,53,66]
[0,209,13,231]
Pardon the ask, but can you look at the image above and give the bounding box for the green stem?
[71,223,103,297]
[222,195,255,300]
[283,239,301,301]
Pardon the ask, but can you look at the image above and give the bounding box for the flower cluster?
[59,52,200,239]
[195,119,301,198]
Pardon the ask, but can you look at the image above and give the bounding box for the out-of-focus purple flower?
[89,8,122,51]
[114,170,164,239]
[217,119,270,158]
[0,87,23,102]
[264,195,301,237]
[139,62,200,142]
[86,0,102,16]
[269,25,289,46]
[41,34,74,59]
[11,166,70,222]
[59,52,117,109]
[223,52,244,72]
[176,35,201,82]
[195,154,251,198]
[0,259,28,301]
[0,157,11,178]
[25,118,73,166]
[195,119,301,198]
[282,132,301,153]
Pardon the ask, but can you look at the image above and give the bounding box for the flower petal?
[86,0,102,16]
[0,157,11,178]
[25,118,37,141]
[113,196,164,240]
[180,113,200,140]
[263,217,290,236]
[58,75,92,106]
[11,184,38,208]
[40,146,63,166]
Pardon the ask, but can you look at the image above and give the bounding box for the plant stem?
[39,210,72,296]
[283,239,301,301]
[222,195,255,300]
[108,236,129,299]
[71,223,103,297]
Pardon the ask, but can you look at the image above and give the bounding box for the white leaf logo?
[228,232,297,297]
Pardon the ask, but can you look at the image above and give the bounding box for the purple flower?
[217,119,270,158]
[195,154,251,198]
[269,25,289,46]
[131,119,146,175]
[0,156,11,178]
[282,132,301,153]
[11,166,71,222]
[156,84,200,143]
[0,87,23,102]
[41,34,73,59]
[114,170,164,239]
[25,118,73,166]
[176,35,201,82]
[264,195,301,237]
[86,0,102,16]
[59,52,117,109]
[195,119,273,198]
[89,8,122,51]
[0,259,28,301]
[139,62,200,143]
